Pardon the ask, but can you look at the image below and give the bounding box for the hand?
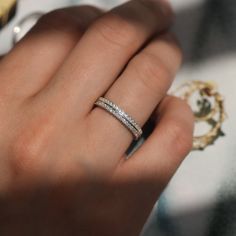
[0,1,194,235]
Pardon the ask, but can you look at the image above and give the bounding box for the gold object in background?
[0,0,17,29]
[174,81,226,151]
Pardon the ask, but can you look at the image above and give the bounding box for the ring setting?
[95,97,143,140]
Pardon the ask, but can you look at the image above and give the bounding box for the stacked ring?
[95,97,143,140]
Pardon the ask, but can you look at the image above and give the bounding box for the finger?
[39,0,173,116]
[104,96,193,234]
[89,33,182,159]
[115,96,194,186]
[0,6,102,99]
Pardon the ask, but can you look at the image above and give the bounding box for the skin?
[0,0,194,235]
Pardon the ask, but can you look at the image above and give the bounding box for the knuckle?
[92,12,138,49]
[169,119,193,157]
[166,33,184,66]
[168,100,194,157]
[39,10,68,25]
[162,32,183,51]
[137,0,162,18]
[174,40,183,65]
[138,0,174,25]
[132,52,172,95]
[37,10,81,34]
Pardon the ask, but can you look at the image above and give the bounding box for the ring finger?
[37,0,173,118]
[88,32,183,159]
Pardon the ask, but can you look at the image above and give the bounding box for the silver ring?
[95,97,143,140]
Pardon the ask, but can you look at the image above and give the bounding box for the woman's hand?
[0,1,194,235]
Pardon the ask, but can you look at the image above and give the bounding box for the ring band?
[95,97,143,140]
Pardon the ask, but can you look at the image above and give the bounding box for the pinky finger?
[115,95,194,188]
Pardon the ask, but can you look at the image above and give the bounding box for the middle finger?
[88,33,182,159]
[38,0,173,117]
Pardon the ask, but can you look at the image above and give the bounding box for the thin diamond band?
[95,97,143,140]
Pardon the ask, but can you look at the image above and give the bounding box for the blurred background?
[0,0,236,235]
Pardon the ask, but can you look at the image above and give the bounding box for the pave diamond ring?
[94,97,143,140]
